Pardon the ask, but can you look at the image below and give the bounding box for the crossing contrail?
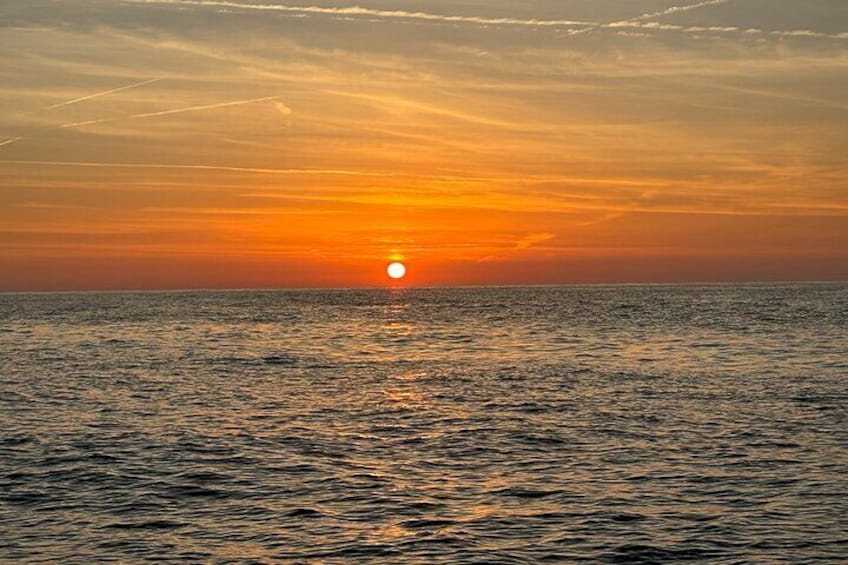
[45,78,162,109]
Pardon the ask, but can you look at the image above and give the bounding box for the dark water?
[1,284,847,563]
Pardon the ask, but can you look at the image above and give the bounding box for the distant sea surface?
[2,284,847,563]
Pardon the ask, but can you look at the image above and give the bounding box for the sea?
[1,283,846,563]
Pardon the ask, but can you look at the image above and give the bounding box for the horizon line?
[2,279,845,295]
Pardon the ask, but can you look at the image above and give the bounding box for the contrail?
[0,159,393,177]
[565,0,731,37]
[45,78,162,109]
[0,137,23,147]
[127,0,596,28]
[129,0,847,41]
[571,0,846,41]
[133,95,280,118]
[59,95,281,129]
[631,0,730,21]
[59,119,111,129]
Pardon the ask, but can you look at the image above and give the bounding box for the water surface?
[2,284,847,562]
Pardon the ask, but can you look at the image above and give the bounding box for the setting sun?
[387,262,406,280]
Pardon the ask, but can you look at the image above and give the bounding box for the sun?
[387,261,406,279]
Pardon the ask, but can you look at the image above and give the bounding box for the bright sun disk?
[387,262,406,279]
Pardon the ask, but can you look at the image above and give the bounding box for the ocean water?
[1,283,847,563]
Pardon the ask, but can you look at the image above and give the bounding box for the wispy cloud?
[477,232,557,262]
[516,232,557,249]
[45,78,162,110]
[323,90,519,128]
[274,101,292,117]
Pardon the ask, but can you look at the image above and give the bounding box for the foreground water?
[1,284,846,563]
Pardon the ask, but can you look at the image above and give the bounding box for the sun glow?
[387,262,406,279]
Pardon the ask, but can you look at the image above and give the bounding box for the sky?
[1,0,847,290]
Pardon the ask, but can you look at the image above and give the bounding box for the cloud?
[477,232,556,262]
[274,101,292,116]
[516,232,556,249]
[323,90,519,128]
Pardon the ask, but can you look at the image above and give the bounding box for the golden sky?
[1,0,847,289]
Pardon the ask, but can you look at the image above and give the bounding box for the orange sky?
[1,0,847,290]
